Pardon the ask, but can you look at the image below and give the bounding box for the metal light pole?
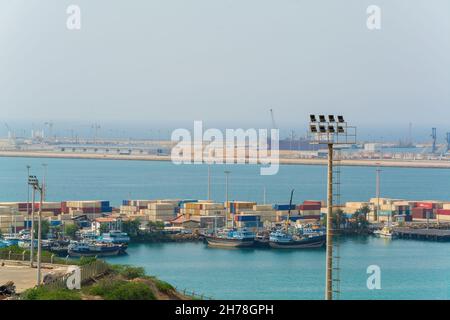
[37,185,43,285]
[308,114,356,301]
[42,163,47,202]
[207,165,211,200]
[26,165,31,231]
[325,142,333,300]
[224,170,231,227]
[376,165,381,222]
[263,186,267,205]
[28,175,43,284]
[29,179,36,267]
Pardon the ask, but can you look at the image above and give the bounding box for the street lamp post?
[308,114,356,301]
[207,165,211,201]
[224,171,231,227]
[26,165,31,231]
[28,175,43,285]
[42,163,48,202]
[29,180,36,267]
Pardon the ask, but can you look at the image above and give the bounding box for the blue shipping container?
[235,215,260,222]
[273,204,296,211]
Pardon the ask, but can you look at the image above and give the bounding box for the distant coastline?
[1,150,450,169]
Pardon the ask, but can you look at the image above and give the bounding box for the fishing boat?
[67,241,124,257]
[97,230,130,246]
[268,189,325,249]
[205,228,255,248]
[2,233,22,246]
[254,232,270,248]
[269,230,326,249]
[373,226,395,239]
[0,240,8,249]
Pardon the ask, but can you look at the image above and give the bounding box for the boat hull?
[68,248,121,257]
[206,236,255,248]
[269,235,326,249]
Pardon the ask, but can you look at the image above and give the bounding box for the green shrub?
[78,256,98,266]
[110,264,146,279]
[89,279,155,300]
[22,286,81,300]
[88,278,126,296]
[105,282,155,300]
[146,276,174,293]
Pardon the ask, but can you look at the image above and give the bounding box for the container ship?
[205,228,255,248]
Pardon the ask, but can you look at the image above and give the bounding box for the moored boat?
[68,241,124,257]
[205,229,255,248]
[269,230,326,249]
[98,230,130,246]
[373,226,395,239]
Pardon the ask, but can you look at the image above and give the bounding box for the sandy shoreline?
[1,150,450,169]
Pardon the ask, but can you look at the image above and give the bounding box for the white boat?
[374,226,395,239]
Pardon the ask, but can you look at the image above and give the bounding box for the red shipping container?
[437,209,450,216]
[415,202,435,209]
[298,204,321,210]
[411,207,425,219]
[303,201,322,206]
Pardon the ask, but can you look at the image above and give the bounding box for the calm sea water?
[105,239,450,300]
[1,157,450,206]
[1,156,450,299]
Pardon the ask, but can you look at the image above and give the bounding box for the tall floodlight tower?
[308,114,356,300]
[431,128,437,154]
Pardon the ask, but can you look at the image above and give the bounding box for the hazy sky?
[1,0,449,140]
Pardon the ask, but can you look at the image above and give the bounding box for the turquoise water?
[1,156,450,299]
[1,157,450,206]
[105,238,450,300]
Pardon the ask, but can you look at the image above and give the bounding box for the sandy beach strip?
[1,150,450,169]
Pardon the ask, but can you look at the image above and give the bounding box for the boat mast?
[286,189,295,231]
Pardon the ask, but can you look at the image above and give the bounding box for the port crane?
[44,121,54,141]
[4,123,14,139]
[431,128,437,154]
[446,132,450,153]
[285,189,295,231]
[269,108,277,130]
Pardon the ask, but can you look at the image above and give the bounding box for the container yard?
[2,196,450,238]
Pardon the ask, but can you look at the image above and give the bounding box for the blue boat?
[2,233,21,246]
[206,228,255,248]
[0,240,8,248]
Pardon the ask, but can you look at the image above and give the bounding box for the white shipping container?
[253,205,273,211]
